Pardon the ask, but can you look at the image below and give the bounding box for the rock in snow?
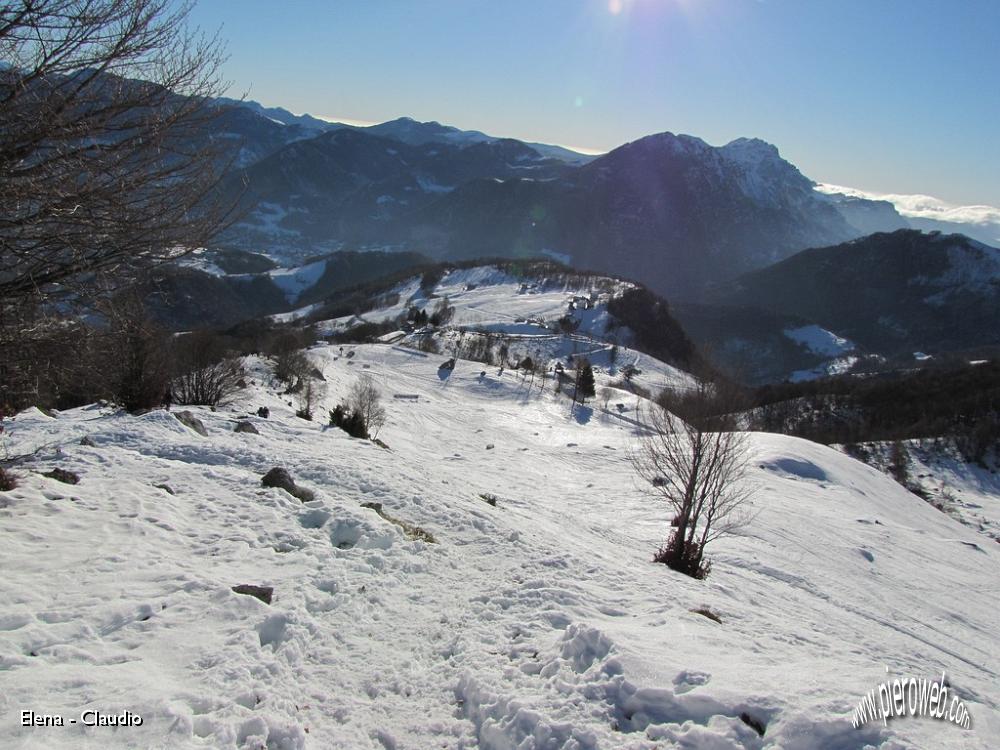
[231,584,274,605]
[261,466,314,502]
[173,410,208,436]
[43,467,79,485]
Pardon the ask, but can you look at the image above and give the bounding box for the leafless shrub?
[348,374,386,439]
[296,377,327,421]
[171,331,243,407]
[630,380,754,578]
[274,350,312,390]
[93,291,171,412]
[600,386,614,411]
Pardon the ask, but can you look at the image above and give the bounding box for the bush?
[98,294,172,412]
[416,336,439,354]
[654,532,712,579]
[633,380,752,580]
[171,332,244,407]
[296,378,327,421]
[274,350,311,389]
[429,296,454,326]
[329,404,369,438]
[888,440,910,485]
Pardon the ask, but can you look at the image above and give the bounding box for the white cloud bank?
[816,183,1000,228]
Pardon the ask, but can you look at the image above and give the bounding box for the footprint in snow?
[673,670,711,694]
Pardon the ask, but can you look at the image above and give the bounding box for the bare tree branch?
[0,0,237,309]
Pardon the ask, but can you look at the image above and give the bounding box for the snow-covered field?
[1,344,997,749]
[316,265,628,336]
[315,265,692,393]
[840,440,1000,546]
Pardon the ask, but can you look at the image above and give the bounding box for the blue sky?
[189,0,999,206]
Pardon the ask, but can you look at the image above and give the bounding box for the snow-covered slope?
[312,265,694,393]
[318,265,622,337]
[1,345,997,749]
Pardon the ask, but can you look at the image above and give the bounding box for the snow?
[268,260,328,305]
[314,266,692,392]
[416,175,454,194]
[176,252,228,278]
[784,325,854,357]
[270,303,322,324]
[1,344,998,749]
[789,355,858,383]
[837,440,1000,546]
[815,184,1000,230]
[541,248,573,265]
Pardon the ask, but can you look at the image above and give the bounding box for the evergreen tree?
[575,359,596,404]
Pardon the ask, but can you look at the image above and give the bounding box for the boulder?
[44,468,79,485]
[174,410,208,436]
[231,584,273,605]
[234,421,259,435]
[261,467,314,502]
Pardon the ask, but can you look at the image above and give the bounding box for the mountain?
[713,229,1000,357]
[207,101,336,168]
[385,133,868,298]
[816,184,1000,247]
[319,115,595,164]
[292,260,704,377]
[141,250,430,329]
[218,128,573,264]
[216,99,595,164]
[199,98,912,298]
[220,125,896,296]
[216,97,334,136]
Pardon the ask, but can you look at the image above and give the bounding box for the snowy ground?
[1,344,997,749]
[315,265,628,341]
[316,265,691,393]
[839,440,1000,545]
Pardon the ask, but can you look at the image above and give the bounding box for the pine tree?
[575,359,596,404]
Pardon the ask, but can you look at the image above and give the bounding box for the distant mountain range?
[142,96,997,382]
[210,99,888,296]
[815,184,1000,247]
[205,98,1000,305]
[713,229,1000,356]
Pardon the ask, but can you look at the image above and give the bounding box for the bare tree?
[170,330,243,407]
[95,289,172,412]
[600,386,613,412]
[274,350,311,391]
[629,380,753,578]
[0,0,234,311]
[296,377,326,421]
[348,374,387,439]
